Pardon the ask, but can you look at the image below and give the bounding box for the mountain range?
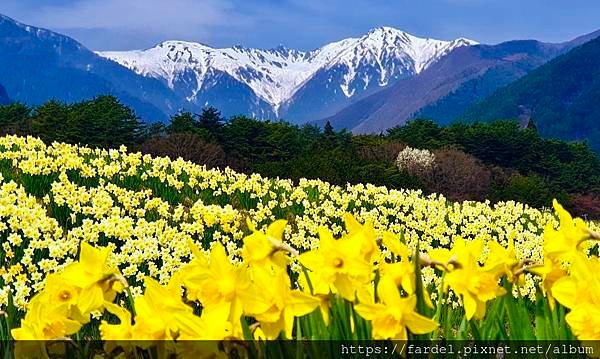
[0,12,599,150]
[323,30,600,133]
[98,27,476,122]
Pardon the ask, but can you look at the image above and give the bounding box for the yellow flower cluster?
[11,214,438,357]
[11,202,599,357]
[534,201,600,341]
[0,134,598,314]
[11,242,125,341]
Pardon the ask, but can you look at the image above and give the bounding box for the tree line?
[1,95,600,217]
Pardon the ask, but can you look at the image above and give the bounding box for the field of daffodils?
[0,135,598,357]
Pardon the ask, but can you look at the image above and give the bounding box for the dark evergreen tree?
[167,111,198,134]
[69,95,143,148]
[526,118,538,133]
[30,99,74,143]
[324,120,334,135]
[198,106,224,141]
[323,120,337,146]
[0,102,31,134]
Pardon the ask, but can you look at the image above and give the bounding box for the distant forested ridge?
[461,35,600,151]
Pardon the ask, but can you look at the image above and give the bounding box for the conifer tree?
[70,95,143,148]
[526,118,538,133]
[198,106,224,141]
[168,111,198,134]
[30,99,73,143]
[0,102,31,134]
[323,120,337,146]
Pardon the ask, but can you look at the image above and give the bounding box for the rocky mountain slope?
[98,27,476,121]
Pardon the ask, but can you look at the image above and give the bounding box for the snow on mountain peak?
[97,27,476,110]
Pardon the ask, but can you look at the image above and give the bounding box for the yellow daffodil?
[527,255,567,310]
[131,276,194,341]
[428,237,484,271]
[60,242,125,316]
[99,301,135,353]
[298,227,372,301]
[34,273,90,323]
[380,261,414,295]
[343,213,380,262]
[298,270,332,325]
[240,266,319,339]
[11,293,81,340]
[552,255,600,340]
[483,240,523,283]
[242,219,295,269]
[173,302,233,341]
[543,200,591,263]
[381,231,410,259]
[180,240,250,337]
[379,232,434,308]
[435,237,506,320]
[354,278,438,340]
[444,265,506,320]
[12,299,80,359]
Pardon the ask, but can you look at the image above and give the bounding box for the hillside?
[3,96,600,214]
[323,31,600,133]
[414,30,600,125]
[0,14,190,122]
[413,59,543,125]
[1,134,599,347]
[461,34,600,151]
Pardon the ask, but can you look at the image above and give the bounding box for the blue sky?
[1,0,599,51]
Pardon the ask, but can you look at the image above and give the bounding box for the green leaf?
[457,316,469,340]
[479,297,506,340]
[240,316,253,341]
[534,295,551,340]
[503,282,535,340]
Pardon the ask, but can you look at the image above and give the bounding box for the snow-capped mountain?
[98,27,476,122]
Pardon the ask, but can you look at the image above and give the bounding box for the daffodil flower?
[131,277,195,341]
[240,266,320,339]
[381,231,410,259]
[544,200,592,263]
[298,227,373,301]
[343,213,381,262]
[60,242,125,316]
[99,301,135,353]
[526,255,566,310]
[552,255,600,340]
[242,219,296,269]
[483,240,523,282]
[434,238,506,320]
[11,293,82,341]
[354,278,438,340]
[180,240,251,338]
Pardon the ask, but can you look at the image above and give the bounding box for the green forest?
[461,35,600,151]
[1,95,599,217]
